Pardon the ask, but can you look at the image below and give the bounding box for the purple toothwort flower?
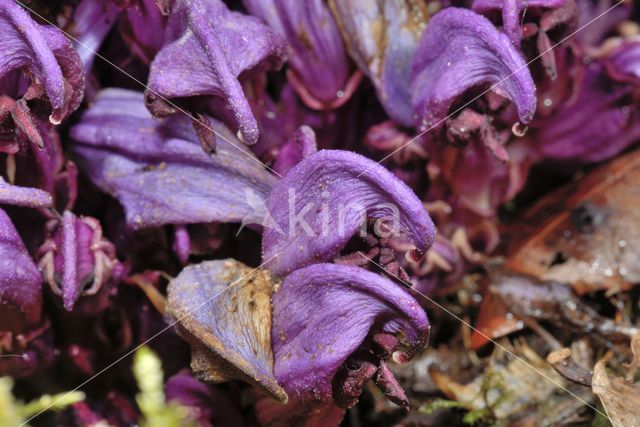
[0,0,84,150]
[263,149,436,275]
[411,7,537,132]
[145,0,286,146]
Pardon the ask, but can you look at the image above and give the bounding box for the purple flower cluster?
[1,0,639,425]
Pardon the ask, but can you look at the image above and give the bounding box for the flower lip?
[262,149,436,276]
[411,7,537,131]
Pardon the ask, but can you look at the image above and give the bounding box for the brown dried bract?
[505,149,640,294]
[166,259,287,402]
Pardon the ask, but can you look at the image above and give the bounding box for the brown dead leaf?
[592,360,640,426]
[505,149,640,294]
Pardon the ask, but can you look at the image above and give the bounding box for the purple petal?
[411,8,536,132]
[262,149,435,276]
[166,259,288,402]
[272,263,429,403]
[0,0,84,126]
[472,0,566,46]
[0,208,42,333]
[0,177,53,208]
[604,39,640,85]
[145,0,286,145]
[69,88,277,229]
[272,125,317,176]
[329,0,428,126]
[243,0,356,110]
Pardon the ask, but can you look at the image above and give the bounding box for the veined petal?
[329,0,429,126]
[262,150,435,276]
[69,88,277,229]
[411,8,536,132]
[145,0,286,145]
[166,259,287,402]
[243,0,356,110]
[272,263,429,403]
[39,211,119,313]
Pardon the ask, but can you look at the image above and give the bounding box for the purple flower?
[263,150,436,275]
[411,7,537,132]
[243,0,360,110]
[145,0,286,146]
[166,259,430,422]
[329,0,429,126]
[0,0,84,150]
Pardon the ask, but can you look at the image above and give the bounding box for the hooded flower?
[329,0,429,126]
[263,149,436,275]
[0,0,84,150]
[166,259,430,424]
[411,7,537,132]
[243,0,359,110]
[145,0,286,146]
[70,88,277,229]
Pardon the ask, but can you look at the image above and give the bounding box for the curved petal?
[243,0,355,110]
[145,0,286,145]
[166,259,287,402]
[411,8,536,132]
[69,88,277,229]
[272,263,429,403]
[0,177,52,208]
[472,0,566,46]
[329,0,428,126]
[0,0,84,125]
[262,150,435,275]
[0,208,42,333]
